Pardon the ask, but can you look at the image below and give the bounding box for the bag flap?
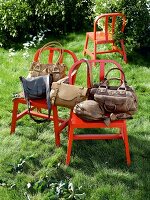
[73,100,104,120]
[94,94,127,105]
[20,76,49,99]
[51,82,87,101]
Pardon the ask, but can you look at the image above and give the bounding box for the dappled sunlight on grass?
[0,32,149,199]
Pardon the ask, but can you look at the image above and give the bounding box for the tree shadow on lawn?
[64,129,150,198]
[127,47,150,67]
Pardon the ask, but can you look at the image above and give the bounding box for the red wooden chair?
[83,13,127,63]
[66,59,131,165]
[10,47,78,147]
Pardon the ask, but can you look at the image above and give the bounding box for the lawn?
[0,32,150,200]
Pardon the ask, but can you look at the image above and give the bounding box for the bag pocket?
[50,82,88,109]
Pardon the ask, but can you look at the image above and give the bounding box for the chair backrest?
[33,47,78,66]
[94,13,126,41]
[68,59,125,87]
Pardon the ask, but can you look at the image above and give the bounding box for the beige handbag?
[29,41,67,82]
[50,82,88,109]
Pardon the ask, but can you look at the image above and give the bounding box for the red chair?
[10,47,78,147]
[66,59,131,165]
[83,13,127,63]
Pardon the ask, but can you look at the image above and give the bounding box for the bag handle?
[101,77,125,86]
[80,58,93,88]
[27,100,51,123]
[68,58,93,88]
[99,77,126,92]
[38,41,64,64]
[105,67,126,81]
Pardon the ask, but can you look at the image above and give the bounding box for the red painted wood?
[66,59,131,166]
[10,47,78,147]
[83,13,127,63]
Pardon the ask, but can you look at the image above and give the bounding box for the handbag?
[29,41,67,82]
[50,82,88,109]
[50,58,92,109]
[19,75,53,123]
[73,100,105,121]
[91,68,138,115]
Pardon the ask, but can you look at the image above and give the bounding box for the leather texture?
[50,82,88,109]
[73,100,105,121]
[90,68,138,115]
[29,61,67,82]
[29,41,67,82]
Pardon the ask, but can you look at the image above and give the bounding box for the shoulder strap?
[81,58,93,88]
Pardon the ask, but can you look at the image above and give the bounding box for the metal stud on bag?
[93,68,138,115]
[28,41,67,82]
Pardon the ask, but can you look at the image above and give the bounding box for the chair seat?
[70,112,126,141]
[66,59,130,165]
[87,31,113,43]
[83,13,127,63]
[27,98,48,109]
[12,97,68,123]
[67,112,130,164]
[10,46,78,147]
[14,97,48,108]
[71,112,125,128]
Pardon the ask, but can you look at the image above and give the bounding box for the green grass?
[0,32,150,200]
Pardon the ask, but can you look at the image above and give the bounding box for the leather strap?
[105,67,125,80]
[38,41,64,64]
[100,77,126,90]
[81,58,93,87]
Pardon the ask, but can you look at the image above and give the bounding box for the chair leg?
[83,34,89,56]
[120,40,127,63]
[122,123,131,166]
[10,100,19,134]
[66,126,74,165]
[94,42,97,60]
[53,106,61,147]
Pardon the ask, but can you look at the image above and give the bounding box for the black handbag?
[19,75,53,123]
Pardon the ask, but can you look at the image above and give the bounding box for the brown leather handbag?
[91,68,138,115]
[29,41,67,82]
[50,82,88,109]
[73,100,105,121]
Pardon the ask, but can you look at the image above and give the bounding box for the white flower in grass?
[9,48,16,57]
[23,51,30,58]
[33,36,37,41]
[38,36,44,43]
[103,3,107,7]
[23,42,30,49]
[29,41,35,47]
[27,182,32,188]
[68,181,74,192]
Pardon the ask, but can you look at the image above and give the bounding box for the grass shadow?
[63,130,150,199]
[127,47,150,67]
